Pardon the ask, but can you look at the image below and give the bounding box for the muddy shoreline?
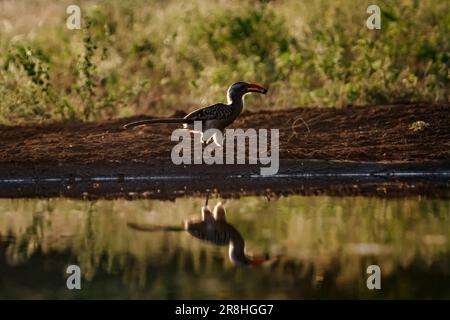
[1,103,449,199]
[1,159,449,199]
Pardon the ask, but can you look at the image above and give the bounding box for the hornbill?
[123,82,268,145]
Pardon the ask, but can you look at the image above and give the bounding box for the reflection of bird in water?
[127,196,269,267]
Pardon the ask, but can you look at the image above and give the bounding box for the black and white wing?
[184,103,232,121]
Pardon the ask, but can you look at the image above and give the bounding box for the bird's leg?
[205,192,210,207]
[189,130,204,143]
[212,133,223,147]
[204,132,223,147]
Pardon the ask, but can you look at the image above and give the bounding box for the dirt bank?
[0,159,449,199]
[0,103,449,199]
[1,103,449,164]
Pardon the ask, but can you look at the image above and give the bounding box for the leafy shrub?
[0,0,448,124]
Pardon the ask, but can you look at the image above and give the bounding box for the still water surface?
[0,196,449,299]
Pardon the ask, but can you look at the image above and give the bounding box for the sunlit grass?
[0,0,448,124]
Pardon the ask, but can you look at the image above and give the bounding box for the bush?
[0,0,448,124]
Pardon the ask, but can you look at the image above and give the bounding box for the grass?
[409,120,430,132]
[0,0,448,124]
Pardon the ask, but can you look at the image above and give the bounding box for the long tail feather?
[123,118,193,129]
[127,222,184,232]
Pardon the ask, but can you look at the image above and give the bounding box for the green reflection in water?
[0,196,449,299]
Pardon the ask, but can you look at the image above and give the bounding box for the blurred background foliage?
[0,0,448,123]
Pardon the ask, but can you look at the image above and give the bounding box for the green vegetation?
[0,196,449,298]
[409,120,430,132]
[0,0,448,124]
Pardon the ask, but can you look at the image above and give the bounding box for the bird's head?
[227,82,268,103]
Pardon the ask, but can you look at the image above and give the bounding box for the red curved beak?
[248,83,268,94]
[248,255,271,267]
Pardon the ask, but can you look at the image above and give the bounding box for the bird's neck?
[227,92,244,115]
[228,234,251,266]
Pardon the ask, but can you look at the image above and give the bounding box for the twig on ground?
[288,116,310,142]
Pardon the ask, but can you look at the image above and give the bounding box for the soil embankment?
[0,103,449,199]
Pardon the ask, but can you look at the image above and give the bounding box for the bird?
[127,195,269,267]
[123,82,268,145]
[187,200,269,267]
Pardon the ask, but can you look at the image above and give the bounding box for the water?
[0,196,449,299]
